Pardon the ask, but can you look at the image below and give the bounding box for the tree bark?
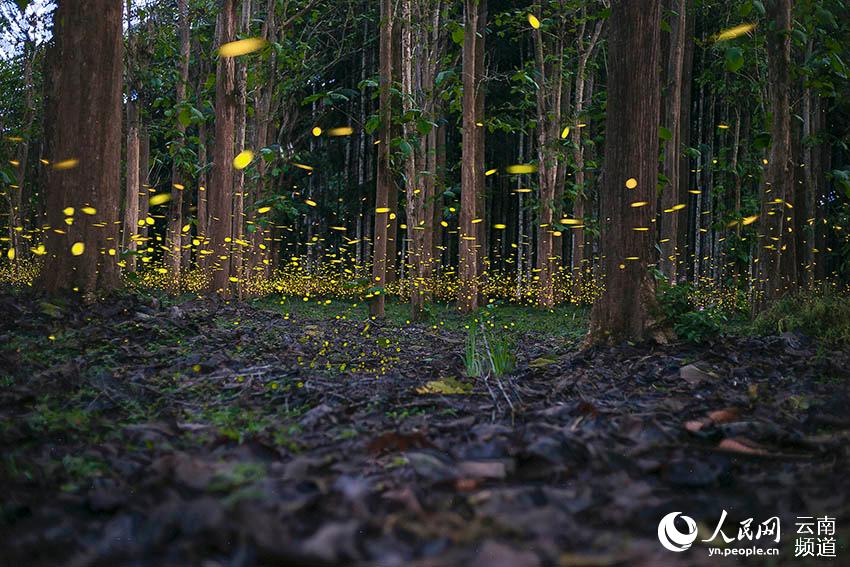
[755,0,794,311]
[166,0,191,284]
[587,0,664,345]
[370,0,393,317]
[659,0,688,282]
[458,0,486,313]
[38,0,123,297]
[208,0,239,296]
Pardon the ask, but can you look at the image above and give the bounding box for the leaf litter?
[0,291,848,565]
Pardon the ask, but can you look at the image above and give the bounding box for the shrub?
[753,288,850,346]
[656,281,737,343]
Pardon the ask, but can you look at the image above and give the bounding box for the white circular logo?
[658,512,698,552]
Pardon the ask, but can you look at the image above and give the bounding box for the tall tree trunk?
[659,0,688,282]
[587,0,664,345]
[570,17,604,300]
[755,0,794,311]
[38,0,123,297]
[122,0,140,273]
[138,127,150,242]
[458,0,486,313]
[9,40,36,267]
[531,0,561,309]
[232,0,252,297]
[370,0,393,317]
[208,0,239,296]
[166,0,191,284]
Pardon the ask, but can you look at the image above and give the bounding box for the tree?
[38,0,123,297]
[659,0,689,282]
[122,0,141,274]
[531,0,567,309]
[458,0,486,313]
[755,0,794,310]
[208,0,239,296]
[166,0,191,284]
[370,0,393,317]
[401,0,443,320]
[569,5,605,301]
[587,0,664,344]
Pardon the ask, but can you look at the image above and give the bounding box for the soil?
[1,291,848,566]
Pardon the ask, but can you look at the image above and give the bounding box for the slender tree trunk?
[9,40,36,266]
[755,0,794,311]
[370,0,393,317]
[138,127,150,242]
[231,0,252,298]
[121,0,140,273]
[532,0,560,309]
[570,18,603,301]
[458,0,486,313]
[659,0,688,282]
[208,0,239,296]
[38,0,123,297]
[166,0,191,284]
[587,0,665,345]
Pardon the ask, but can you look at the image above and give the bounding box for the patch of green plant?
[208,462,267,492]
[26,403,92,434]
[752,288,850,346]
[483,330,516,377]
[656,281,744,343]
[59,454,108,491]
[463,325,484,378]
[462,316,517,377]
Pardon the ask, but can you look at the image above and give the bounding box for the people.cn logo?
[658,512,699,552]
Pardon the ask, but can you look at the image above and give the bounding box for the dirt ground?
[1,291,848,566]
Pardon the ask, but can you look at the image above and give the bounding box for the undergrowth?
[753,288,850,346]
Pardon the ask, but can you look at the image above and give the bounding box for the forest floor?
[1,289,849,566]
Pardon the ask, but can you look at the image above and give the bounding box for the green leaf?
[725,47,745,73]
[435,70,454,86]
[15,0,29,13]
[752,0,765,16]
[415,119,433,136]
[753,132,771,150]
[451,27,465,46]
[659,126,673,141]
[364,115,381,135]
[177,107,193,128]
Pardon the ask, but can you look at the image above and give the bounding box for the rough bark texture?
[370,0,393,317]
[122,0,140,273]
[38,0,123,298]
[587,0,663,345]
[458,0,486,313]
[166,0,191,283]
[208,0,239,296]
[659,0,688,282]
[755,0,794,311]
[531,0,563,309]
[570,16,604,301]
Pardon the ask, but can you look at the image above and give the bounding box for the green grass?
[257,295,590,340]
[753,288,850,346]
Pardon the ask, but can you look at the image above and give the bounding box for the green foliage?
[753,289,850,346]
[463,325,484,378]
[657,282,736,343]
[485,331,516,377]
